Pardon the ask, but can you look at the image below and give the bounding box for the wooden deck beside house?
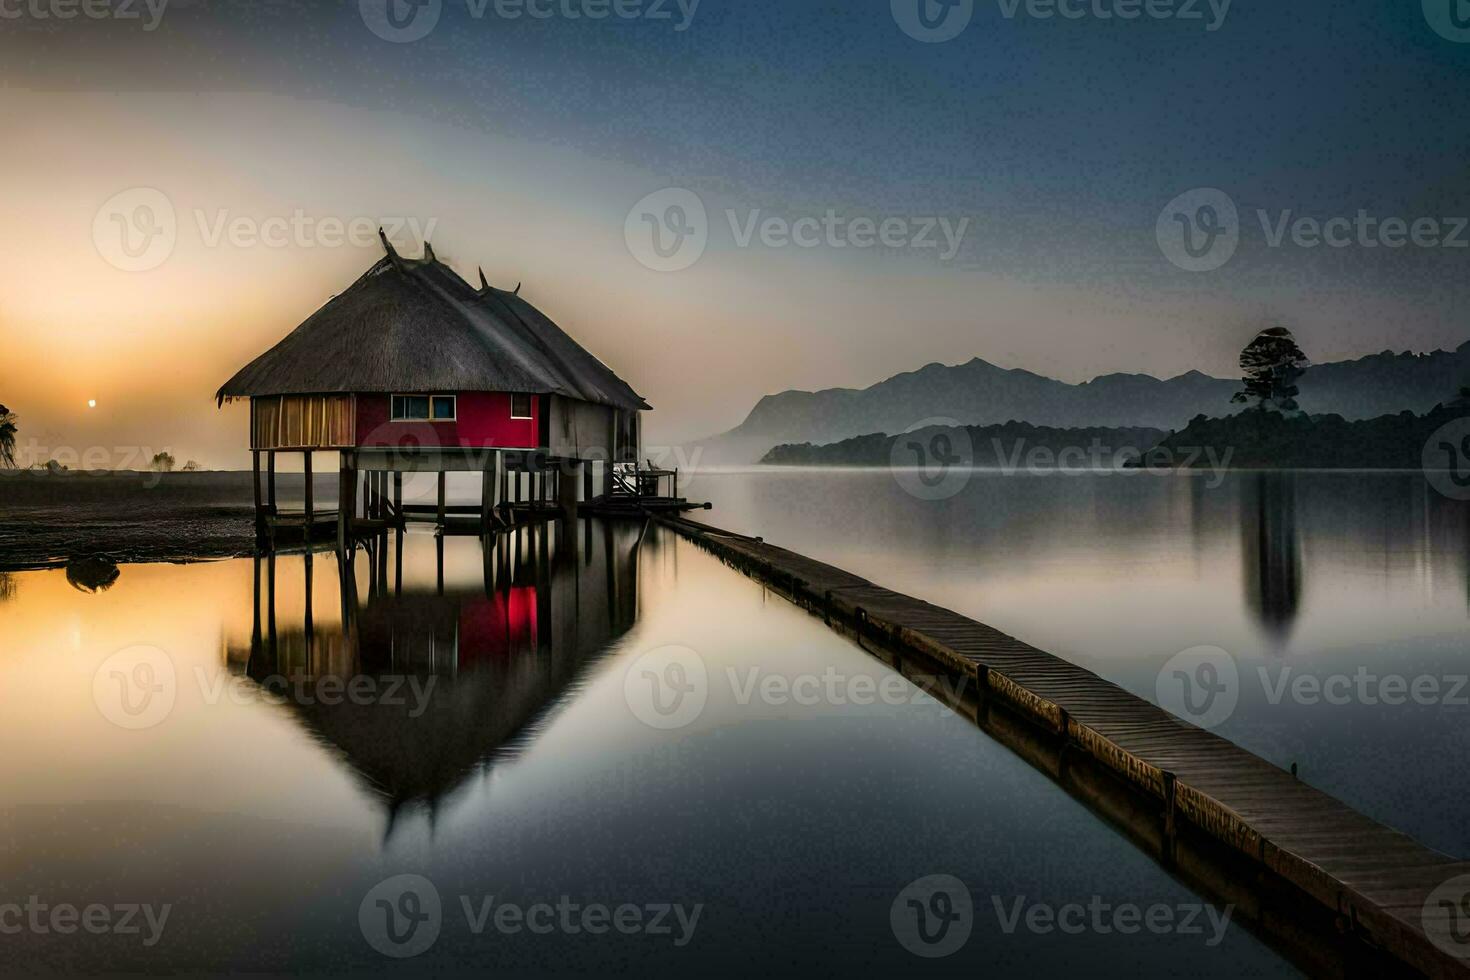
[656,513,1470,978]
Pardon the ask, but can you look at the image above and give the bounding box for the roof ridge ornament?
[478,266,490,291]
[378,228,405,272]
[423,241,436,263]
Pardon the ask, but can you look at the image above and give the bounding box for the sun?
[87,399,97,409]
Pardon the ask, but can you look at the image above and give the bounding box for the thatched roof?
[216,239,649,411]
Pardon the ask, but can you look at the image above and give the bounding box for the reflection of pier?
[229,518,641,831]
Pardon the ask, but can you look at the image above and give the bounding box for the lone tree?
[0,405,16,468]
[150,451,176,473]
[1232,327,1309,415]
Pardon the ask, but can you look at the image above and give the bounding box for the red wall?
[355,392,540,449]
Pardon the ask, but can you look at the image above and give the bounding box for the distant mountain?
[761,421,1167,468]
[698,342,1470,463]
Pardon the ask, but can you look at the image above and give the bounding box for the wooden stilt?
[393,472,403,527]
[267,451,277,515]
[559,462,580,520]
[337,452,354,555]
[437,471,447,527]
[436,534,445,595]
[394,527,403,596]
[252,450,263,533]
[303,550,314,665]
[490,458,502,531]
[303,451,313,530]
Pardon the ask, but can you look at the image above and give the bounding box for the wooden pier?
[657,513,1470,978]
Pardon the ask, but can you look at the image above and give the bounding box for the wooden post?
[393,472,403,527]
[559,461,580,520]
[583,460,593,504]
[251,450,263,533]
[436,534,445,595]
[303,451,313,529]
[394,527,403,595]
[437,470,447,527]
[490,455,502,531]
[267,451,277,515]
[337,452,354,555]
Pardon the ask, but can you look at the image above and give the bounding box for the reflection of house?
[226,519,642,833]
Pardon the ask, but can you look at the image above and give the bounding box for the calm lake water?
[3,467,1465,976]
[694,468,1470,858]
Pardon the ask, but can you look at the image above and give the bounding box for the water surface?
[693,468,1470,857]
[0,518,1293,976]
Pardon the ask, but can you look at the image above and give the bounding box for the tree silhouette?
[151,451,176,472]
[0,405,17,468]
[1232,327,1309,415]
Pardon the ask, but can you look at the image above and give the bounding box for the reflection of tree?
[66,556,120,593]
[0,572,15,602]
[1242,473,1302,646]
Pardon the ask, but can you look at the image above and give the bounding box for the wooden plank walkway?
[658,514,1470,978]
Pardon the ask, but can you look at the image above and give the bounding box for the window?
[391,394,455,421]
[510,393,533,419]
